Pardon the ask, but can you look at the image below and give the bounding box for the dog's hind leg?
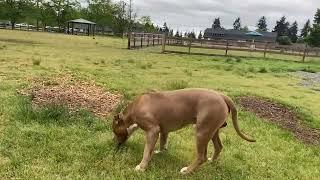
[180,130,211,174]
[208,129,223,161]
[135,126,160,172]
[155,132,168,154]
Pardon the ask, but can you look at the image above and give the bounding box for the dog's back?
[130,88,228,132]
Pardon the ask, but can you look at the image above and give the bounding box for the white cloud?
[116,0,319,33]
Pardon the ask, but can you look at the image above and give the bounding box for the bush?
[166,80,188,90]
[225,57,233,63]
[32,58,41,66]
[296,37,305,44]
[301,66,317,73]
[277,36,292,45]
[184,69,192,76]
[235,57,242,63]
[306,24,320,47]
[258,67,268,73]
[248,67,256,73]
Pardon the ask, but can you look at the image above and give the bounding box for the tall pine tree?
[174,30,180,37]
[314,8,320,25]
[198,31,203,39]
[233,17,241,30]
[288,21,298,43]
[301,20,311,38]
[257,16,268,32]
[213,18,221,29]
[273,16,289,37]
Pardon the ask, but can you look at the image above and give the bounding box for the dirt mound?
[18,74,122,117]
[238,96,320,145]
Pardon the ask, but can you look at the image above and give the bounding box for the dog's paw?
[131,124,138,128]
[180,167,189,174]
[134,165,145,172]
[154,150,162,154]
[208,157,213,161]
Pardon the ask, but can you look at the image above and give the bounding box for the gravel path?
[294,71,320,88]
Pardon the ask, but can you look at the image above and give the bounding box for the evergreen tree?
[257,16,268,32]
[273,16,289,37]
[301,19,311,38]
[314,8,320,25]
[169,29,174,37]
[174,30,180,37]
[288,21,298,43]
[162,22,169,34]
[306,24,320,47]
[213,18,221,29]
[241,25,249,31]
[233,17,241,30]
[198,31,203,39]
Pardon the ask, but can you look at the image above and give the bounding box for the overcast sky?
[120,0,319,34]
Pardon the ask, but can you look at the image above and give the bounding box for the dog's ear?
[113,114,120,125]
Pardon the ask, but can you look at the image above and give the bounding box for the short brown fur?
[112,88,255,174]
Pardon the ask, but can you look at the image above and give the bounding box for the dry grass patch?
[18,74,121,117]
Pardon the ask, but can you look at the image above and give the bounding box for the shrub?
[32,58,41,66]
[301,66,317,73]
[166,80,189,90]
[223,65,234,71]
[277,36,292,45]
[225,57,233,63]
[258,67,268,73]
[248,67,256,73]
[296,37,305,44]
[184,69,193,76]
[235,57,242,63]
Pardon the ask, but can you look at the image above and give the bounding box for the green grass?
[0,29,320,179]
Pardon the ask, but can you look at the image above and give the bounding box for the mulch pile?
[18,74,122,117]
[238,96,320,145]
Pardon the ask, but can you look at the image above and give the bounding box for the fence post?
[162,34,166,53]
[188,39,192,54]
[133,33,136,48]
[140,34,143,48]
[302,44,308,63]
[158,35,160,45]
[225,40,229,56]
[147,34,150,47]
[264,42,268,58]
[127,32,132,49]
[153,35,155,46]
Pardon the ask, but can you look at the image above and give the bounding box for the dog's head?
[112,113,129,146]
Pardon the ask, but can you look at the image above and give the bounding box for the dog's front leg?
[135,126,160,172]
[127,124,139,138]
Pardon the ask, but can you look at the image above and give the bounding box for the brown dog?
[112,88,255,174]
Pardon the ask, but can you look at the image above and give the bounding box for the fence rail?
[128,32,164,49]
[129,33,320,62]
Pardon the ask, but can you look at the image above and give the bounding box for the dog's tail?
[221,94,256,142]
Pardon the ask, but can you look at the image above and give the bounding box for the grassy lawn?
[0,29,320,179]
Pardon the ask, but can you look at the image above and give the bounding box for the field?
[0,29,320,179]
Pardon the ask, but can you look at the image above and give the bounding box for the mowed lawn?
[0,29,320,179]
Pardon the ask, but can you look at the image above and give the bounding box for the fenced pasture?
[127,32,163,49]
[129,33,320,62]
[0,29,320,179]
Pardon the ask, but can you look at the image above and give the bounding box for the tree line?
[209,9,320,47]
[0,1,319,46]
[0,0,165,35]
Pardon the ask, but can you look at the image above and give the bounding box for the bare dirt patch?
[238,96,320,145]
[18,74,121,117]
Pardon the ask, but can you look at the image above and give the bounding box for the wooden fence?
[127,32,164,49]
[129,33,320,62]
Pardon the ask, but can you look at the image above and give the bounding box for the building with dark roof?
[67,18,97,36]
[203,28,277,42]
